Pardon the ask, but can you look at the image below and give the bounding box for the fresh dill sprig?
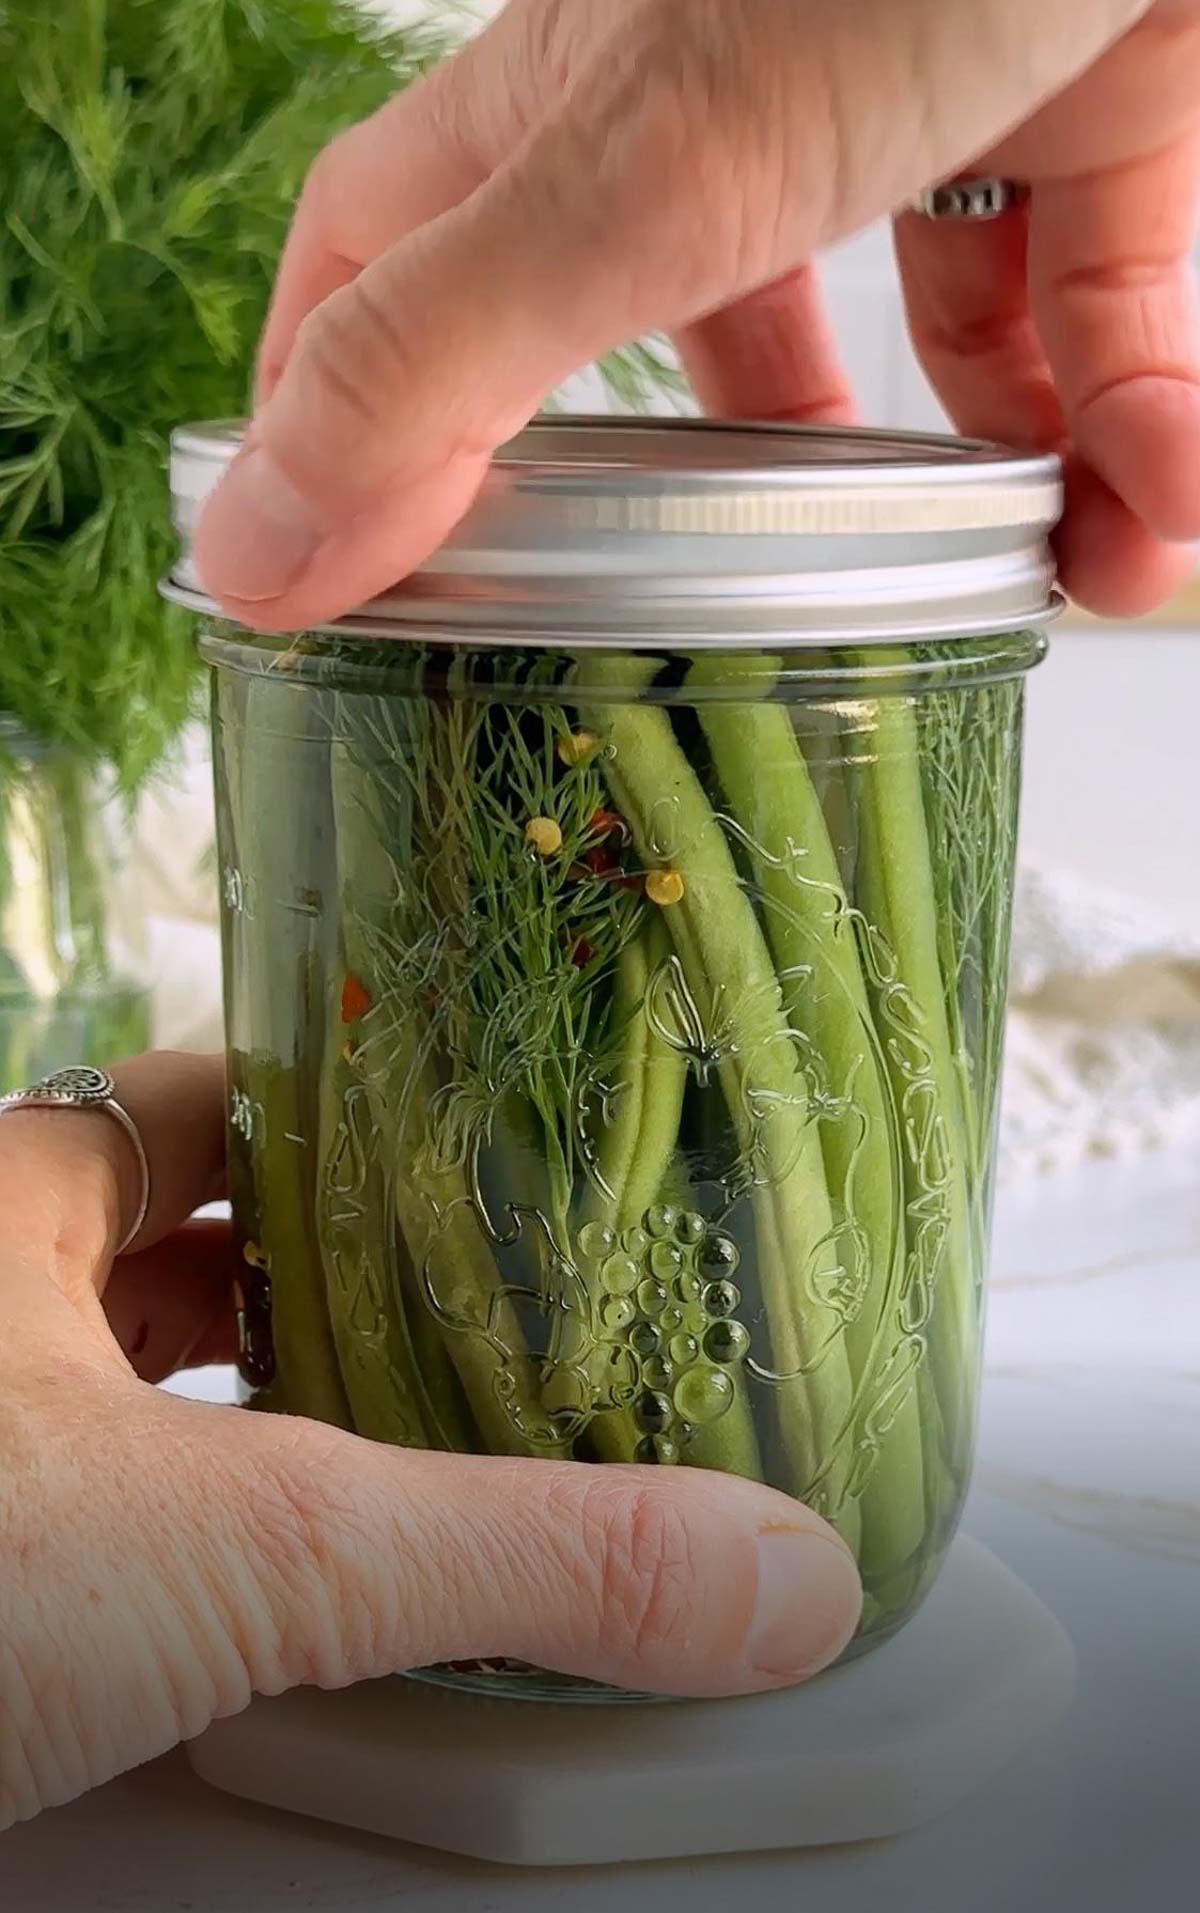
[339,671,646,1192]
[918,650,1023,1179]
[0,0,446,785]
[595,339,691,414]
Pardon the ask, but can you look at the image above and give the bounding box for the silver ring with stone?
[911,178,1030,222]
[0,1066,151,1255]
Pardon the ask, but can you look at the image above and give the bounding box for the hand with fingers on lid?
[0,1052,861,1830]
[193,0,1200,628]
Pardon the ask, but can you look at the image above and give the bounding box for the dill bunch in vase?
[0,0,448,1089]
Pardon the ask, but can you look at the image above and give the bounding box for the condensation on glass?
[165,418,1062,1698]
[0,721,150,1093]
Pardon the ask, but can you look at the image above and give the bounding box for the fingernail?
[748,1526,862,1680]
[195,446,326,604]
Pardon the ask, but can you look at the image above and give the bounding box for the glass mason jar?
[166,419,1060,1697]
[0,721,150,1093]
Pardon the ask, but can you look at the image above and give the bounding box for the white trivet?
[186,1535,1075,1867]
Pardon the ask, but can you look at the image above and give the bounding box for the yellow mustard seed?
[526,815,564,856]
[242,1240,269,1270]
[558,730,598,766]
[646,867,686,907]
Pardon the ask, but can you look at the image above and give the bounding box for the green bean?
[577,655,859,1547]
[688,655,926,1578]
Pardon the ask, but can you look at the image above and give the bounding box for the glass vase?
[0,724,151,1092]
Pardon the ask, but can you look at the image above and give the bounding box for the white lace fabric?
[1000,862,1200,1183]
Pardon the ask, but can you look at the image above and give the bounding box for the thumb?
[189,156,658,634]
[193,0,1152,635]
[212,1416,862,1702]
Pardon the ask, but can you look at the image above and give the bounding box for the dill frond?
[0,0,445,784]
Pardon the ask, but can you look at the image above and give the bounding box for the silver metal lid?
[165,417,1062,645]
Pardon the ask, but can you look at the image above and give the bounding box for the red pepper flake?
[571,937,595,968]
[587,808,627,841]
[341,972,372,1024]
[579,845,620,879]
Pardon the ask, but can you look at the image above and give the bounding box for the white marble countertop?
[6,1147,1198,1912]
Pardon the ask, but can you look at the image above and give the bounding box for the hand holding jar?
[12,0,1200,1833]
[195,0,1200,626]
[0,1053,860,1828]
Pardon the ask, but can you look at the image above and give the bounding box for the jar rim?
[165,415,1063,645]
[196,623,1048,702]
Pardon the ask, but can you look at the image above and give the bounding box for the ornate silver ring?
[911,178,1030,222]
[0,1066,152,1256]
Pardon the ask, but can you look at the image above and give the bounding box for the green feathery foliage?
[0,0,446,784]
[0,0,681,787]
